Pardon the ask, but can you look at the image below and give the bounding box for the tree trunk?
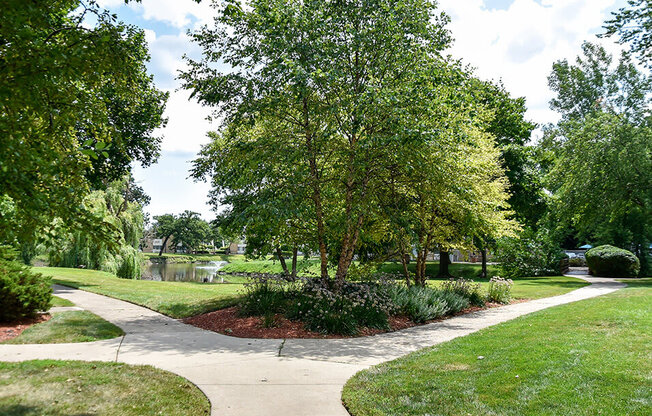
[437,250,452,278]
[303,98,329,283]
[415,250,426,286]
[159,235,170,257]
[480,248,488,279]
[400,252,411,286]
[291,246,298,279]
[275,247,289,276]
[334,214,365,285]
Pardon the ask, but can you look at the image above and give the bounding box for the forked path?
[0,276,624,415]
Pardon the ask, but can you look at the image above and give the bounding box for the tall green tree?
[152,214,178,257]
[152,212,211,255]
[0,0,167,253]
[173,211,211,254]
[472,80,544,229]
[184,0,453,284]
[544,42,651,275]
[47,176,146,278]
[380,66,518,285]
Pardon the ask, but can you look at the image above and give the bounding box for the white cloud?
[96,0,125,7]
[438,0,625,129]
[127,0,217,28]
[157,89,215,153]
[143,31,202,89]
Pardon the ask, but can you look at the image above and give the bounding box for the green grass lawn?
[219,258,325,275]
[40,266,586,322]
[219,258,497,279]
[2,311,123,344]
[428,275,589,300]
[343,279,651,416]
[378,261,500,278]
[41,267,243,318]
[50,296,73,307]
[0,360,210,415]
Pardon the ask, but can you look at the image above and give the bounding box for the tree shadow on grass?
[0,404,92,416]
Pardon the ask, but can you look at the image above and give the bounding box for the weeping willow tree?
[47,176,145,278]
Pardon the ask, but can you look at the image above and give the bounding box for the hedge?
[585,245,640,278]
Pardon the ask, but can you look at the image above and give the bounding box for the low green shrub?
[487,276,513,304]
[437,290,470,314]
[0,246,52,322]
[440,278,485,306]
[238,275,295,316]
[586,245,640,278]
[388,285,469,323]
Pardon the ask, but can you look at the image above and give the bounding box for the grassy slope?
[2,311,123,344]
[0,360,210,416]
[219,258,326,275]
[41,267,243,318]
[343,279,652,416]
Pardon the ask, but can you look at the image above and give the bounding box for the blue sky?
[97,0,627,221]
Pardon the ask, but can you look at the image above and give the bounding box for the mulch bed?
[0,314,51,343]
[183,301,510,339]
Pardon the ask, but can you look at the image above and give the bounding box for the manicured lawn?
[378,261,500,279]
[429,275,590,300]
[2,311,123,344]
[40,266,586,322]
[50,296,73,307]
[219,258,326,275]
[220,258,497,280]
[0,360,210,415]
[343,279,651,416]
[41,267,243,318]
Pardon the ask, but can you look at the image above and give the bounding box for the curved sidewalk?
[0,276,625,416]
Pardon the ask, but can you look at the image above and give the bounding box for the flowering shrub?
[487,276,513,304]
[286,279,394,335]
[440,278,485,306]
[388,285,469,323]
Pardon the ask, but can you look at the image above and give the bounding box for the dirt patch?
[0,314,51,343]
[183,302,510,339]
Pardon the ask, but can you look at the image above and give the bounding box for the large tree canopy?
[0,0,167,252]
[152,211,211,256]
[186,0,516,284]
[543,42,651,275]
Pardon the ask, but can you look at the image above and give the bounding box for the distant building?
[227,241,247,255]
[142,237,176,254]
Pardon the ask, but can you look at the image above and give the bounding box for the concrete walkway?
[0,276,625,416]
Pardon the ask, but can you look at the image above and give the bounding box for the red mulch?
[183,301,509,339]
[0,314,51,343]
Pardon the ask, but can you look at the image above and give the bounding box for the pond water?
[142,261,231,283]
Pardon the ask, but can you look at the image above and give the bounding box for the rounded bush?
[0,247,52,322]
[585,245,640,278]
